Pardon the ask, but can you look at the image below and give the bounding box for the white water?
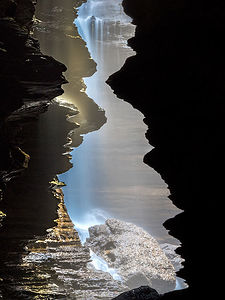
[75,0,134,61]
[90,249,122,281]
[73,208,108,244]
[72,208,122,281]
[71,1,136,281]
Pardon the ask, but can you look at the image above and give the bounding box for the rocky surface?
[0,0,67,187]
[0,177,126,299]
[0,102,126,299]
[12,182,125,299]
[33,0,107,146]
[0,103,77,298]
[107,0,225,299]
[0,0,114,298]
[0,0,67,118]
[86,219,176,294]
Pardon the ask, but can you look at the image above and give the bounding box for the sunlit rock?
[0,210,6,227]
[28,181,80,249]
[86,218,176,293]
[14,184,126,299]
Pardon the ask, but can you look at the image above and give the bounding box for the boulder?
[86,218,176,294]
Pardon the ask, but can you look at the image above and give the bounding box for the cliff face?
[0,0,67,117]
[107,0,225,298]
[0,1,122,298]
[0,0,67,187]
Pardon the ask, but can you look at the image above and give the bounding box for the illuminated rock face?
[2,185,125,299]
[27,184,81,250]
[86,219,176,294]
[0,211,6,228]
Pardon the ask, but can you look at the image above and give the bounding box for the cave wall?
[108,0,225,298]
[0,0,67,186]
[0,0,67,117]
[0,0,223,298]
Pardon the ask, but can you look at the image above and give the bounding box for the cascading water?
[73,208,122,282]
[61,0,135,283]
[58,0,184,292]
[75,16,104,58]
[61,0,137,232]
[90,250,122,281]
[73,208,109,244]
[75,0,133,61]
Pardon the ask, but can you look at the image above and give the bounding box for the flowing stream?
[33,0,185,295]
[58,0,181,244]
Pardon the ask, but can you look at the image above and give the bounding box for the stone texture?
[0,0,67,188]
[0,177,126,299]
[0,0,67,118]
[86,219,176,294]
[0,101,126,299]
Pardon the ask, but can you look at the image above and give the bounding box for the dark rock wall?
[0,0,35,26]
[0,0,67,186]
[108,0,225,298]
[1,0,223,298]
[0,0,66,117]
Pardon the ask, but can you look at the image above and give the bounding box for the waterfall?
[75,15,104,60]
[69,0,136,285]
[75,1,105,61]
[72,209,122,282]
[74,0,133,61]
[90,250,122,281]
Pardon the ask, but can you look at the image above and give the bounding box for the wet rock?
[0,17,67,106]
[0,0,67,117]
[7,100,50,121]
[0,184,126,299]
[0,0,67,187]
[86,218,176,293]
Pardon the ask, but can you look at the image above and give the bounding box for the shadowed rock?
[0,173,126,299]
[107,0,225,299]
[0,0,68,188]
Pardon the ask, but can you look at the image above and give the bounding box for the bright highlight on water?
[90,249,122,281]
[59,0,184,293]
[72,209,122,281]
